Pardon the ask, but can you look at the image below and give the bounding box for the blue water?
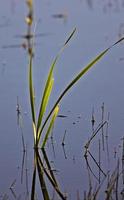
[0,0,124,199]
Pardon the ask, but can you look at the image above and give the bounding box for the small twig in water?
[61,130,67,146]
[101,102,105,151]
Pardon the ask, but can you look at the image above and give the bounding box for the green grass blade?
[40,78,54,121]
[29,56,36,138]
[36,59,56,134]
[41,105,59,148]
[33,122,37,145]
[38,37,124,138]
[37,28,76,135]
[37,49,108,142]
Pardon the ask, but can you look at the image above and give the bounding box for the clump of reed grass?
[25,0,124,150]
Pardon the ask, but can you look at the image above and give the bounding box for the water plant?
[25,0,124,149]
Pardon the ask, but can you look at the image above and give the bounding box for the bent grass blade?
[38,37,124,143]
[37,49,108,142]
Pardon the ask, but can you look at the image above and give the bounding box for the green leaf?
[37,75,54,135]
[40,78,54,121]
[33,122,37,144]
[41,105,59,148]
[36,56,57,134]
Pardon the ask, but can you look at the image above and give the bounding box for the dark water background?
[0,0,124,199]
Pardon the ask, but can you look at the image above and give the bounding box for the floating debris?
[51,11,68,23]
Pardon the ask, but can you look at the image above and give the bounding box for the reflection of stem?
[42,149,58,186]
[31,151,37,200]
[25,146,29,197]
[16,97,26,152]
[88,150,106,177]
[122,137,124,184]
[10,187,17,199]
[16,96,21,126]
[84,154,108,200]
[50,136,56,159]
[37,150,66,200]
[91,107,95,133]
[9,179,17,199]
[10,179,16,188]
[115,160,119,200]
[98,139,101,184]
[61,130,67,159]
[84,155,93,199]
[105,113,110,165]
[62,145,67,159]
[84,120,108,196]
[93,173,107,199]
[105,160,120,200]
[37,154,50,200]
[84,154,99,182]
[21,150,26,184]
[85,121,107,151]
[101,103,105,151]
[62,130,67,146]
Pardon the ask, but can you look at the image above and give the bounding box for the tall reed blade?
[29,55,36,143]
[29,56,35,123]
[36,56,57,134]
[37,76,54,138]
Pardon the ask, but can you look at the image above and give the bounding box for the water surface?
[0,0,124,199]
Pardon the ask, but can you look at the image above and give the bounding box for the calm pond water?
[0,0,124,199]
